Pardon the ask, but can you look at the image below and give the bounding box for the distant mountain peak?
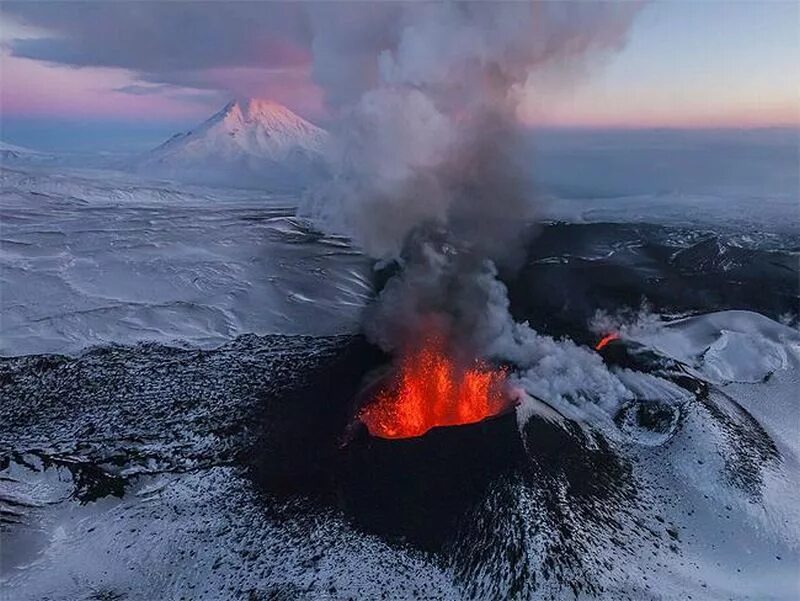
[136,98,328,190]
[212,99,325,146]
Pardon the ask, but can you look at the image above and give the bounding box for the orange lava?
[359,334,509,439]
[595,333,620,351]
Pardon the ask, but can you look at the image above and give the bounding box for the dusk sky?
[1,1,798,151]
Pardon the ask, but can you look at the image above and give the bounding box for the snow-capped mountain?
[134,99,328,190]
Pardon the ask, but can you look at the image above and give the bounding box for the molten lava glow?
[595,333,620,351]
[359,335,509,439]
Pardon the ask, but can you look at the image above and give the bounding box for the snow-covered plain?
[535,128,799,237]
[3,126,799,358]
[1,166,372,356]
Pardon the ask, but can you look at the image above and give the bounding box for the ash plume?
[302,1,641,396]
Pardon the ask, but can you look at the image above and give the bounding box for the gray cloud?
[2,2,310,70]
[1,1,313,105]
[1,2,640,119]
[113,84,174,96]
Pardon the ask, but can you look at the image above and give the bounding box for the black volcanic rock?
[339,412,524,551]
[669,236,750,273]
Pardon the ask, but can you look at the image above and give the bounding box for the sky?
[1,1,798,152]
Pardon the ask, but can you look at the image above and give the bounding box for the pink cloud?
[1,52,327,125]
[0,55,213,120]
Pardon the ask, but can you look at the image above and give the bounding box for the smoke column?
[302,2,643,423]
[307,2,639,255]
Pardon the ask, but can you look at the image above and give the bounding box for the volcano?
[134,98,328,190]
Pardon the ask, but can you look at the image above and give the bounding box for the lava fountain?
[358,331,512,439]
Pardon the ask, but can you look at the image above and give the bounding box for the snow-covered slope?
[0,142,123,170]
[134,99,328,190]
[0,141,56,164]
[0,166,370,356]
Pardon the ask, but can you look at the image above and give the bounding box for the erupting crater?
[358,333,512,439]
[595,332,621,351]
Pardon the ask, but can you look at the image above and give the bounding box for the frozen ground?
[1,166,372,356]
[1,130,798,598]
[1,314,798,600]
[2,158,798,357]
[533,127,799,237]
